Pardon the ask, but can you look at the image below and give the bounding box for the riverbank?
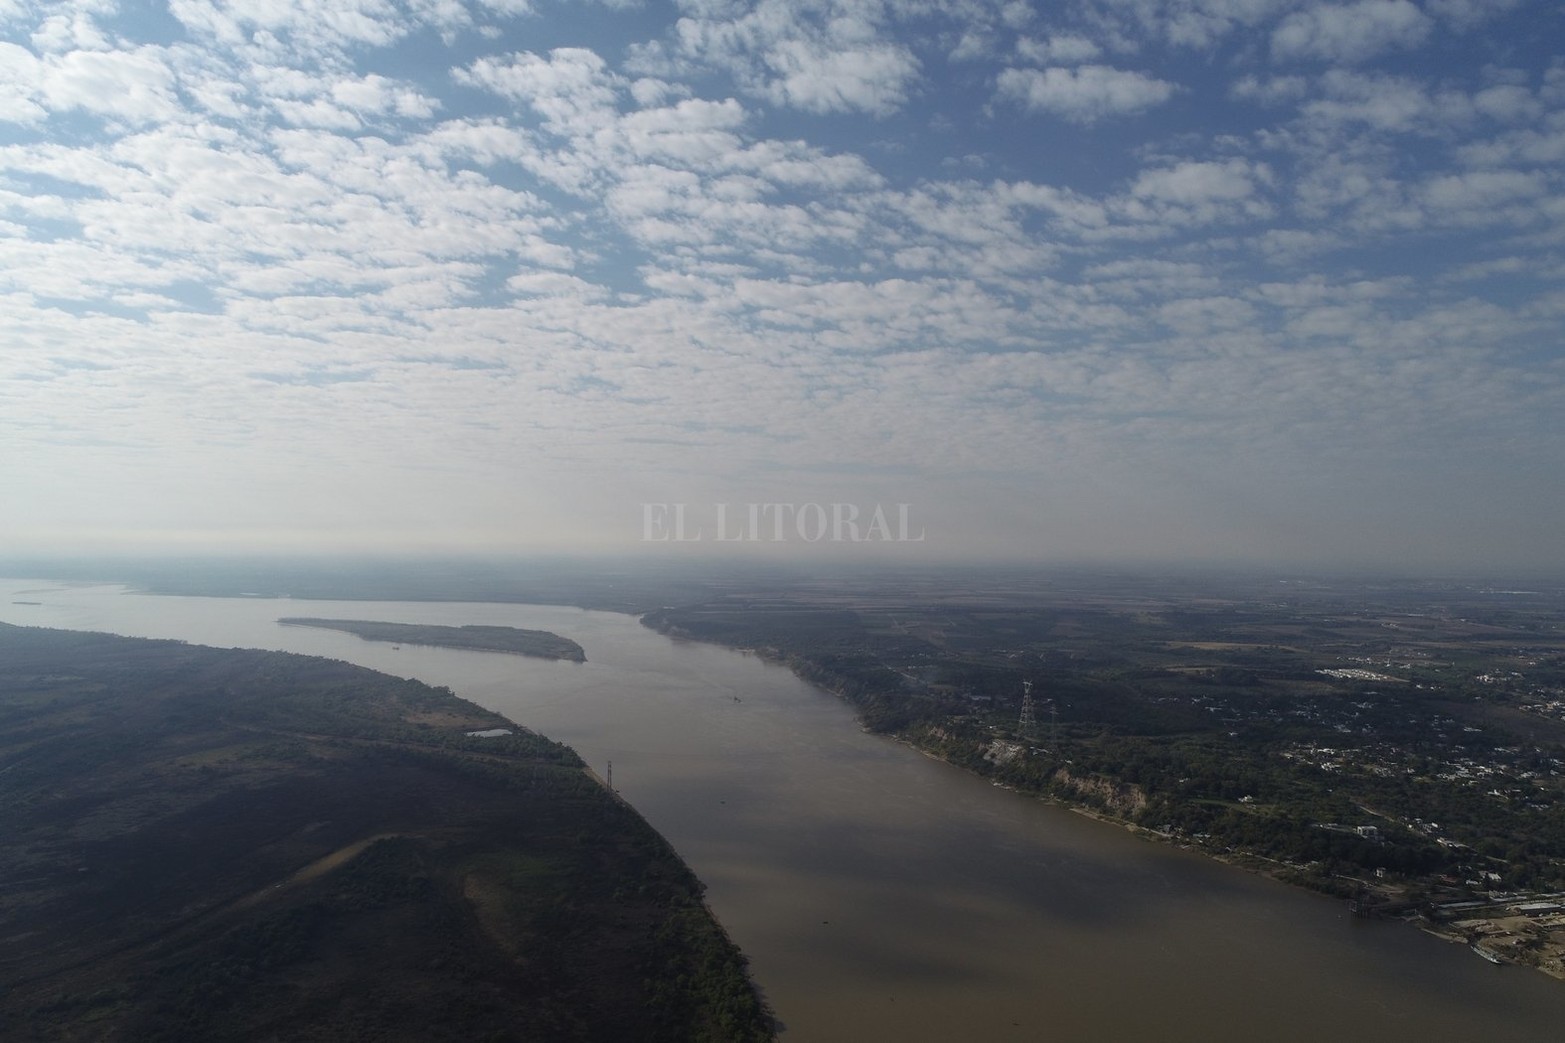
[650,621,1565,988]
[13,577,1565,1039]
[905,734,1565,981]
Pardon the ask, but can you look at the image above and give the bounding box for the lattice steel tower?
[1018,680,1037,740]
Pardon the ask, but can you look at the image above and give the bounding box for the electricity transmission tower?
[1018,680,1037,740]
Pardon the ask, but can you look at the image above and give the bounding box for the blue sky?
[1,0,1561,571]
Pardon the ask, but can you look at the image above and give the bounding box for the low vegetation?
[278,617,587,661]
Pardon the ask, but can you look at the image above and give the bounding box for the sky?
[1,0,1562,572]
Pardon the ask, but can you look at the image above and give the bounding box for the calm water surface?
[4,579,1564,1041]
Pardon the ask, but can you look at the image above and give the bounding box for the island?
[278,617,587,662]
[0,623,770,1041]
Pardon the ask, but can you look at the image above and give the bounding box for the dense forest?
[0,623,770,1041]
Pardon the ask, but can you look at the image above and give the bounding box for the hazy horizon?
[3,2,1562,573]
[5,549,1563,591]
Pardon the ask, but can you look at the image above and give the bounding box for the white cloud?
[1166,0,1292,47]
[0,44,180,126]
[1299,69,1468,133]
[1272,0,1433,63]
[761,36,920,116]
[1472,83,1542,123]
[330,73,440,119]
[476,0,535,14]
[996,65,1177,122]
[1421,169,1547,215]
[273,97,363,130]
[459,48,622,135]
[618,97,747,163]
[1230,74,1309,105]
[1456,115,1565,168]
[1132,159,1263,205]
[1016,34,1101,64]
[1074,0,1290,50]
[1158,294,1260,334]
[646,0,921,115]
[0,42,48,125]
[167,0,421,53]
[1424,0,1523,30]
[948,29,997,62]
[30,9,112,53]
[506,271,607,298]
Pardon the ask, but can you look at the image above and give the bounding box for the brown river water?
[4,579,1564,1041]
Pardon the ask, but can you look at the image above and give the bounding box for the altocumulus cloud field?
[0,0,1561,570]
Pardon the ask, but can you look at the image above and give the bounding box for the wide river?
[5,579,1565,1041]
